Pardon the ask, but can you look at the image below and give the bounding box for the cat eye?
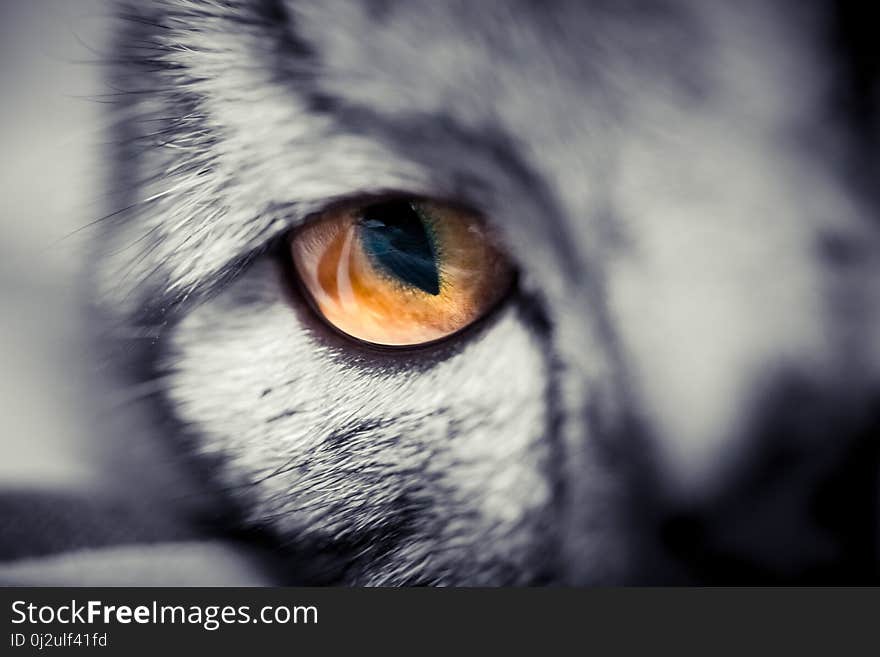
[289,197,514,347]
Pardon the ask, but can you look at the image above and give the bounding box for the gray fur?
[93,0,880,583]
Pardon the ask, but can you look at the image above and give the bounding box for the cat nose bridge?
[537,190,880,581]
[550,278,880,582]
[648,375,880,582]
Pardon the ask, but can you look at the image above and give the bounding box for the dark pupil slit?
[358,200,440,295]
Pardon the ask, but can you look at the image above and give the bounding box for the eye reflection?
[289,198,513,347]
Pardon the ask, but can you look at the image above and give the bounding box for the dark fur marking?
[266,409,301,423]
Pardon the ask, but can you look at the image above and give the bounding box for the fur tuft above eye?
[289,197,514,347]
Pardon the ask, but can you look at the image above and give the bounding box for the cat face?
[94,0,880,584]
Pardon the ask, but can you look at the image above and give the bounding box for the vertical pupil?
[358,200,441,295]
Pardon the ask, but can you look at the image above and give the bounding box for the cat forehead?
[286,0,705,140]
[279,0,721,274]
[283,0,829,274]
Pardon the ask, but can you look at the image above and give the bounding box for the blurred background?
[0,0,110,491]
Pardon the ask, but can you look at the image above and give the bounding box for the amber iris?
[290,198,513,346]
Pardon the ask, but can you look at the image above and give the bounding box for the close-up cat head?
[1,0,878,586]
